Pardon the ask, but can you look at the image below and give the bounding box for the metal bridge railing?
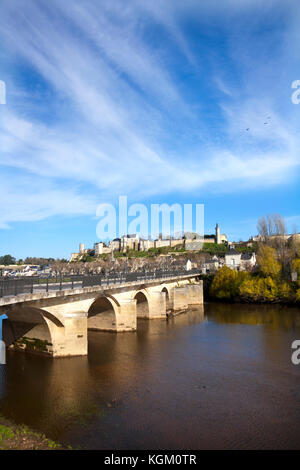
[0,269,200,298]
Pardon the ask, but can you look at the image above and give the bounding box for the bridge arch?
[88,295,119,331]
[3,306,64,356]
[161,286,171,309]
[134,290,150,319]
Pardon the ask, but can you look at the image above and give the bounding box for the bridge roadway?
[0,269,199,303]
[0,270,203,358]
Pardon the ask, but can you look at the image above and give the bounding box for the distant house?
[186,260,192,271]
[225,247,241,268]
[202,255,223,273]
[225,246,256,270]
[240,252,256,269]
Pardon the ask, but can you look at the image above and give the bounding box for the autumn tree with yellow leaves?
[256,245,281,278]
[210,216,297,303]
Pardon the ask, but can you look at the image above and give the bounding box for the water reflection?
[205,302,300,329]
[0,304,299,449]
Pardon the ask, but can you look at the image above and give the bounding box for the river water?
[0,302,300,450]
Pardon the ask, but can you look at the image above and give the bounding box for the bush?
[210,266,249,300]
[239,276,293,303]
[202,243,227,256]
[210,265,294,303]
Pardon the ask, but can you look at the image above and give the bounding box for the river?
[0,302,300,449]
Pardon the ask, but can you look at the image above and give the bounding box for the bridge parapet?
[0,270,200,307]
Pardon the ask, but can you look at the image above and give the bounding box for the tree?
[80,254,95,263]
[257,214,286,240]
[0,254,16,266]
[256,245,281,278]
[25,257,55,265]
[210,266,247,300]
[239,275,292,303]
[201,243,227,256]
[239,277,261,301]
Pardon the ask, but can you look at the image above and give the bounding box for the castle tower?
[215,223,221,244]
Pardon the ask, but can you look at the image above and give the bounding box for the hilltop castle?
[70,224,228,261]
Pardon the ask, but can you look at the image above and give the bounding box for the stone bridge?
[0,271,203,358]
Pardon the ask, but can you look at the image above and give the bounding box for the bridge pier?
[115,300,137,331]
[185,283,203,305]
[172,287,189,312]
[171,281,203,313]
[147,291,167,319]
[58,313,88,357]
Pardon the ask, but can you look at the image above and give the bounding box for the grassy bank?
[0,415,64,450]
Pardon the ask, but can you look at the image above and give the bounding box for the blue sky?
[1,0,300,259]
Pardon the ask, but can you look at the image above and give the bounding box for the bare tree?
[257,214,286,240]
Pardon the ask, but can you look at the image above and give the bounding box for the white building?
[185,259,191,271]
[225,246,256,270]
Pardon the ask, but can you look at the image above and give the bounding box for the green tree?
[0,254,16,265]
[80,254,95,263]
[201,243,227,256]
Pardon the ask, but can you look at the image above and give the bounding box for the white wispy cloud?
[0,0,299,228]
[0,172,97,229]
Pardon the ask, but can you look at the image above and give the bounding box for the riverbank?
[202,267,300,305]
[0,415,64,450]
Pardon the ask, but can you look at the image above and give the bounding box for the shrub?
[210,266,249,300]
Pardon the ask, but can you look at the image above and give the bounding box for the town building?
[225,246,256,271]
[201,255,224,274]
